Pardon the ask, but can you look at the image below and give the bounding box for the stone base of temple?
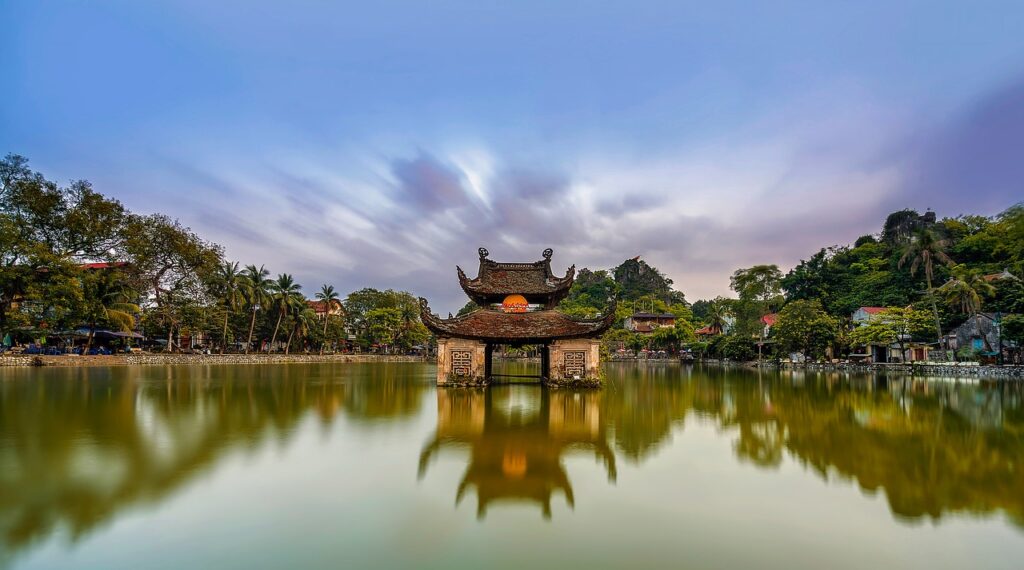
[546,339,602,386]
[436,337,603,387]
[436,338,487,386]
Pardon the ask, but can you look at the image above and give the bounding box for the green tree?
[268,274,302,352]
[898,227,953,349]
[214,260,244,353]
[940,264,996,350]
[849,307,932,363]
[122,214,222,352]
[771,300,839,361]
[366,307,402,351]
[242,264,272,354]
[79,268,141,351]
[315,284,341,355]
[730,265,783,335]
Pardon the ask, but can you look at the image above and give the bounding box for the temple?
[420,248,615,386]
[418,388,616,519]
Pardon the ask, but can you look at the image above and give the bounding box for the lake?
[2,362,1023,569]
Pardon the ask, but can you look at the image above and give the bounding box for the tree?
[315,284,341,354]
[366,307,402,351]
[771,300,839,361]
[849,307,932,363]
[268,274,302,352]
[940,264,996,350]
[1002,314,1024,364]
[121,214,222,352]
[704,297,732,334]
[79,267,141,351]
[215,261,244,353]
[899,227,953,350]
[242,264,271,354]
[730,265,783,335]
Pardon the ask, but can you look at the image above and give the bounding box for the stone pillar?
[547,338,603,387]
[436,338,488,386]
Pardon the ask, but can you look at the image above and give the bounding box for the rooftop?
[458,247,575,307]
[420,297,615,343]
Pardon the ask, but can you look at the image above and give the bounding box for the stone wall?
[435,338,487,385]
[548,339,602,387]
[0,353,430,368]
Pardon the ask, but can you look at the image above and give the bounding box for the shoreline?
[695,358,1024,380]
[0,353,430,368]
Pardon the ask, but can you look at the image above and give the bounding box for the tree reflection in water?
[2,361,1023,559]
[0,363,429,556]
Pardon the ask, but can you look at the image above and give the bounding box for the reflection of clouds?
[0,364,429,556]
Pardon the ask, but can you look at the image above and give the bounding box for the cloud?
[92,74,1024,314]
[900,75,1024,216]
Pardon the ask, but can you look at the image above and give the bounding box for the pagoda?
[419,247,615,386]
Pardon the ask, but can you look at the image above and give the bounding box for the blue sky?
[3,1,1024,312]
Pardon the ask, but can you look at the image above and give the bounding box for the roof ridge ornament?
[478,247,489,260]
[542,248,553,260]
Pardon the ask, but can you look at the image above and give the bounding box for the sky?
[3,0,1024,313]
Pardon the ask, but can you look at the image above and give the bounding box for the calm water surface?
[2,362,1024,569]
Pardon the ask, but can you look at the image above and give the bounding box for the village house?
[849,306,932,363]
[949,313,1019,362]
[306,299,344,320]
[624,312,676,334]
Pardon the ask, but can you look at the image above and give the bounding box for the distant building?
[983,269,1018,282]
[852,307,885,326]
[950,313,1017,354]
[760,313,778,337]
[307,299,343,320]
[624,312,676,334]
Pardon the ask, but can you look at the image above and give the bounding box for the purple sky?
[3,1,1023,313]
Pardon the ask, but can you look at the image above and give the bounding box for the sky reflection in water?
[2,362,1023,569]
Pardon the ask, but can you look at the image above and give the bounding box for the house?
[307,299,344,320]
[848,306,931,363]
[983,269,1018,282]
[950,313,1018,357]
[760,313,778,338]
[852,307,885,326]
[624,312,675,334]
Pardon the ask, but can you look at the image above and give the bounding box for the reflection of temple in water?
[419,387,616,519]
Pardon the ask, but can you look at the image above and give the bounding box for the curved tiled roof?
[419,298,615,343]
[457,248,575,307]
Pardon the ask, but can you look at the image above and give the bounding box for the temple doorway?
[486,344,547,384]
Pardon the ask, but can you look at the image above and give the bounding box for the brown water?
[1,362,1023,569]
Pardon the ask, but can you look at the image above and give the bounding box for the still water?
[2,362,1023,569]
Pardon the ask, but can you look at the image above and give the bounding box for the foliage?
[771,300,839,360]
[849,307,933,362]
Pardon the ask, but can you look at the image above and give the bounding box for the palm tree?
[286,304,317,354]
[899,228,953,350]
[940,265,996,351]
[268,273,302,352]
[216,260,243,354]
[242,264,271,354]
[706,297,731,335]
[81,271,141,352]
[315,284,341,355]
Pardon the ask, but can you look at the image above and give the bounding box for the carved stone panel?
[563,351,586,377]
[451,350,473,376]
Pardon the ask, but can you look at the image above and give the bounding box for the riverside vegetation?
[2,154,1022,362]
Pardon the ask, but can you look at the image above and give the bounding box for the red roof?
[761,313,779,326]
[695,326,716,335]
[859,307,885,314]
